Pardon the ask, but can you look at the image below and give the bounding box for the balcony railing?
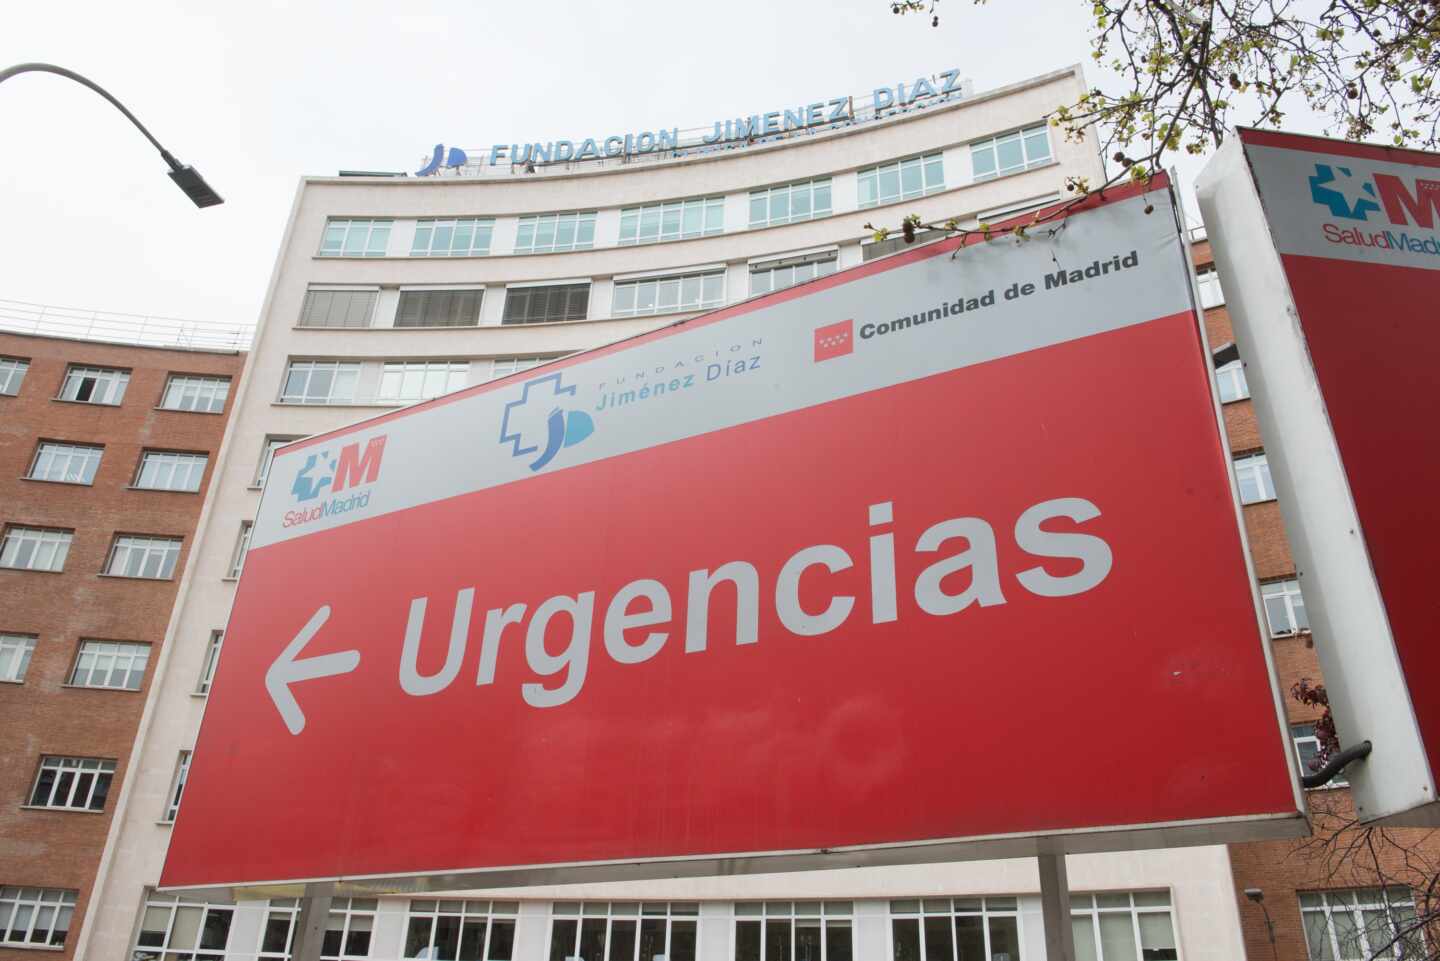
[0,298,253,352]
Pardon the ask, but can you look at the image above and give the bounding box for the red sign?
[163,180,1302,891]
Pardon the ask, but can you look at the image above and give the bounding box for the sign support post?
[1038,854,1076,961]
[290,883,334,961]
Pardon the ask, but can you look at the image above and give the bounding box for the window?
[319,219,391,257]
[750,179,832,228]
[488,356,557,380]
[0,887,76,947]
[858,152,945,208]
[396,289,483,328]
[515,211,597,254]
[404,899,517,960]
[890,897,1018,961]
[0,526,72,572]
[281,361,361,405]
[135,451,209,492]
[300,290,377,329]
[197,631,223,694]
[227,522,253,579]
[551,902,698,961]
[162,751,191,823]
[750,253,838,296]
[738,901,847,961]
[256,436,301,487]
[135,895,234,961]
[1262,578,1310,636]
[619,197,724,245]
[1300,887,1422,960]
[1216,359,1250,403]
[1,634,36,683]
[377,361,470,403]
[612,271,725,318]
[1197,268,1225,308]
[28,442,103,484]
[0,357,29,396]
[105,535,182,579]
[161,375,230,413]
[69,639,150,690]
[258,898,299,960]
[413,218,495,256]
[502,284,590,325]
[1235,452,1276,504]
[28,756,115,810]
[1292,723,1348,788]
[251,897,380,961]
[59,365,129,405]
[1070,891,1177,961]
[971,124,1053,181]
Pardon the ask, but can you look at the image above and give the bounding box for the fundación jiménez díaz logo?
[499,372,596,472]
[283,436,388,528]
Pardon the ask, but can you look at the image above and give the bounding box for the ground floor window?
[0,887,76,947]
[405,899,517,960]
[1300,887,1423,960]
[1069,892,1177,961]
[736,901,851,961]
[891,897,1020,961]
[551,901,698,961]
[134,894,234,961]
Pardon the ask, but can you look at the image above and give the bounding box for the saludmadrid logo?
[284,437,388,528]
[1308,160,1440,255]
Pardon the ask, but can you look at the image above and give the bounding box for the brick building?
[0,326,244,960]
[1192,235,1440,960]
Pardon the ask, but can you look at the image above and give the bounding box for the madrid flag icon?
[814,319,854,362]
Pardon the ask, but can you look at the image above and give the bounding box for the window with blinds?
[501,284,589,325]
[395,289,484,328]
[299,290,377,328]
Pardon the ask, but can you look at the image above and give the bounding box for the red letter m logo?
[1374,173,1440,228]
[333,436,387,493]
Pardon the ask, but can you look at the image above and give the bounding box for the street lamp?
[0,61,222,208]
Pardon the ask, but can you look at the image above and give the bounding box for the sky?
[4,0,1190,331]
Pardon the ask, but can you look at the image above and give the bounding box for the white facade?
[77,66,1248,961]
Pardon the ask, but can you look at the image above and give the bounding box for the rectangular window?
[488,356,562,380]
[1262,578,1310,636]
[258,898,298,960]
[228,522,253,579]
[28,442,103,484]
[858,152,945,209]
[404,899,517,960]
[1197,268,1226,308]
[1070,891,1178,961]
[135,451,209,493]
[412,217,495,257]
[971,124,1053,181]
[70,639,150,690]
[161,375,231,413]
[502,284,590,325]
[889,897,1018,961]
[1216,359,1250,403]
[280,361,361,405]
[0,357,29,396]
[1292,723,1348,788]
[162,751,192,823]
[323,898,379,960]
[749,178,833,228]
[299,290,378,329]
[0,634,37,683]
[0,887,76,947]
[612,271,725,318]
[256,436,301,488]
[105,535,182,579]
[0,526,73,572]
[197,631,223,695]
[737,901,848,961]
[377,361,470,403]
[1235,451,1276,504]
[395,289,483,328]
[750,252,838,296]
[619,197,725,245]
[135,895,235,961]
[29,756,115,811]
[319,219,391,257]
[515,211,597,254]
[1300,887,1421,960]
[59,365,129,405]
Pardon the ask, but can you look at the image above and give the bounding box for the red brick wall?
[0,332,242,959]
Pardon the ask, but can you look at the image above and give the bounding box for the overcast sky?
[5,0,1204,330]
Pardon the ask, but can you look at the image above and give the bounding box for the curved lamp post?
[0,61,222,208]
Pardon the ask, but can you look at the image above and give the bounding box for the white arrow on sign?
[264,605,361,735]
